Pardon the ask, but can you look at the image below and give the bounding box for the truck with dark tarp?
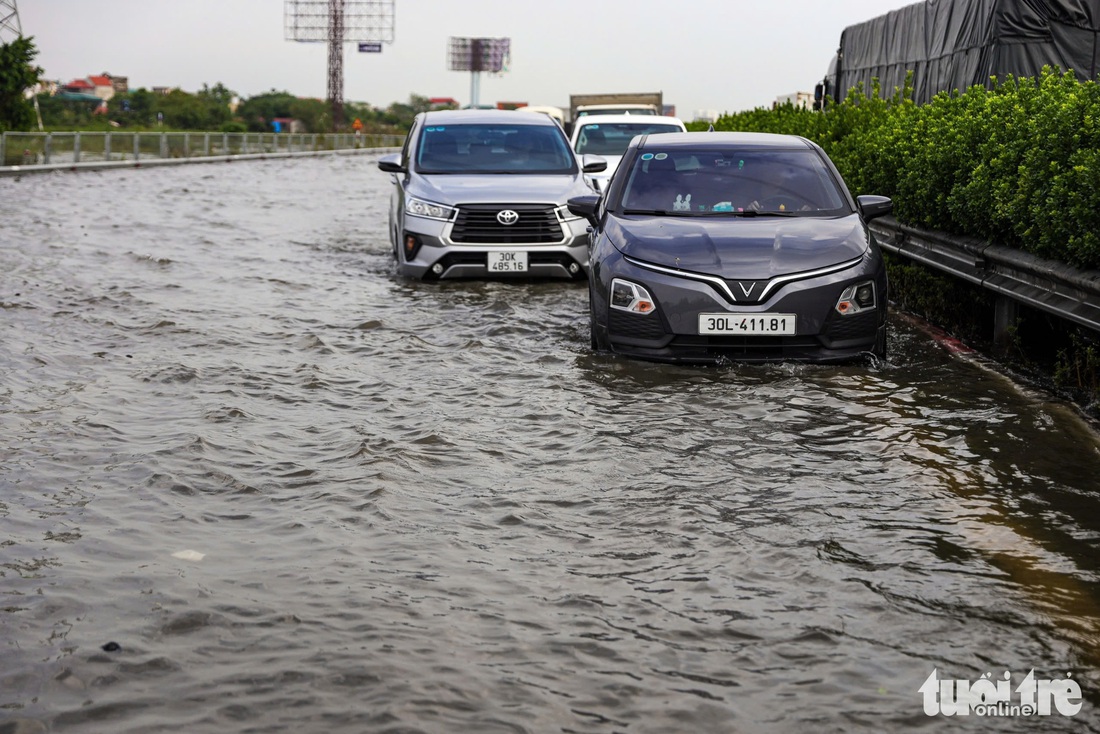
[815,0,1100,108]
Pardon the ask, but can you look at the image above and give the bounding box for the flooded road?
[2,155,1100,733]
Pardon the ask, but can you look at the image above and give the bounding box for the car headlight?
[835,281,877,316]
[610,278,656,314]
[405,197,454,220]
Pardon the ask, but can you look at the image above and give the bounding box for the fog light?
[568,262,580,274]
[403,232,422,261]
[431,263,444,275]
[835,281,876,316]
[610,279,656,314]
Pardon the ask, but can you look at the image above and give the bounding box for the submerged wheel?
[588,286,609,352]
[871,323,888,361]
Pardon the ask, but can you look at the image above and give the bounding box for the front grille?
[450,204,564,244]
[670,334,821,359]
[423,251,584,280]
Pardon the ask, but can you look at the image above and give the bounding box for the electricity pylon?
[1,0,24,42]
[0,0,44,131]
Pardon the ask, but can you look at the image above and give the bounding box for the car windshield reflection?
[416,124,577,174]
[574,123,685,156]
[619,149,851,216]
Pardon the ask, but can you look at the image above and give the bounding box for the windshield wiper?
[733,209,798,217]
[623,209,700,216]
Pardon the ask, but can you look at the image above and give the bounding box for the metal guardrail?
[0,130,405,175]
[870,216,1100,336]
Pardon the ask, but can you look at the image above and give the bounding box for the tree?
[381,94,433,130]
[0,36,43,133]
[235,90,299,132]
[196,83,235,128]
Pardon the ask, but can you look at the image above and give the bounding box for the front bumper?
[595,255,887,363]
[398,208,590,281]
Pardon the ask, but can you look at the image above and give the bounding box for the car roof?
[421,108,560,127]
[572,114,685,127]
[634,131,815,150]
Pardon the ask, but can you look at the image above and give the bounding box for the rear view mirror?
[856,195,893,222]
[377,153,405,174]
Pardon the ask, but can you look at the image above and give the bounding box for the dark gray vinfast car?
[568,132,893,364]
[377,109,606,280]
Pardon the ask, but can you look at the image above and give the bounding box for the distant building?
[774,92,813,110]
[429,97,459,110]
[108,75,129,95]
[62,78,95,95]
[271,117,305,133]
[87,75,115,101]
[693,109,720,123]
[61,73,122,102]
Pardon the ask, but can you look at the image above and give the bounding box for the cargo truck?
[567,92,663,131]
[814,0,1100,109]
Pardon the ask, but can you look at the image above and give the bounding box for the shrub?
[710,68,1100,269]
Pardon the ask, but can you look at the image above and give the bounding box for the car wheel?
[872,323,888,361]
[588,287,608,352]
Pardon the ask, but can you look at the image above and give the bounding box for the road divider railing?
[0,131,405,175]
[870,216,1100,344]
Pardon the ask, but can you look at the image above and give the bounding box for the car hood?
[607,213,870,279]
[411,173,589,205]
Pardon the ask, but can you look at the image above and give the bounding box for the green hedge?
[706,69,1100,270]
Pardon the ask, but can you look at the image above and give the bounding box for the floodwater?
[2,154,1100,733]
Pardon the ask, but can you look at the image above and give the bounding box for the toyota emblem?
[496,209,520,226]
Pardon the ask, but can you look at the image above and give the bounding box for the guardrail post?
[160,134,167,159]
[44,133,52,164]
[1,131,6,166]
[134,133,140,161]
[994,296,1020,354]
[104,132,111,161]
[73,132,81,163]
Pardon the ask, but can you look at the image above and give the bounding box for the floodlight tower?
[448,37,511,108]
[285,0,395,131]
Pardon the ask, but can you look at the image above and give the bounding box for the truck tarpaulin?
[827,0,1100,105]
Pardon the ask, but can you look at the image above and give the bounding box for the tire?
[588,286,609,352]
[871,322,888,361]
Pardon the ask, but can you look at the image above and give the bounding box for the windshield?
[619,148,849,216]
[574,122,683,156]
[415,123,577,174]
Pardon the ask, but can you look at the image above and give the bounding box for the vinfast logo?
[919,669,1083,717]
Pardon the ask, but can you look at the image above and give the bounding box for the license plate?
[699,313,796,335]
[487,251,528,272]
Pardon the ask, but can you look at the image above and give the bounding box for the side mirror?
[856,195,893,222]
[377,153,405,174]
[567,194,601,228]
[582,154,607,174]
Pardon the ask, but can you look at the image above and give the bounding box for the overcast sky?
[19,0,918,118]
